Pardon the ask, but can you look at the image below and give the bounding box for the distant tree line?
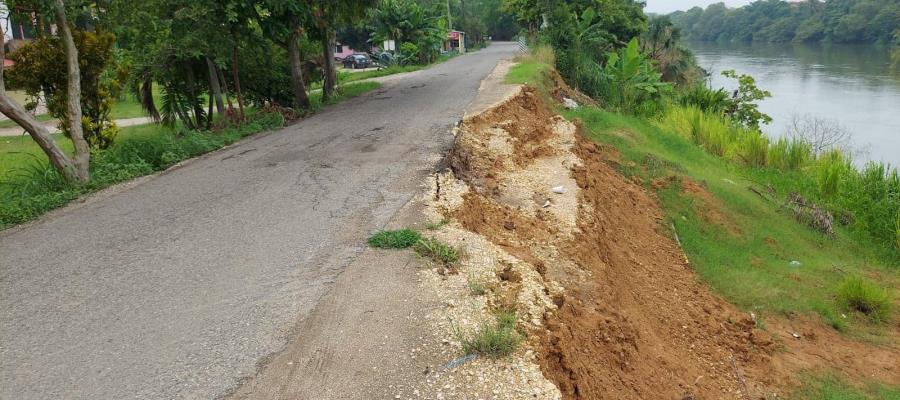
[667,0,900,45]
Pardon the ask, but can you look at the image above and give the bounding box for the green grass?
[506,61,550,85]
[0,88,160,129]
[368,229,422,249]
[0,82,381,228]
[511,47,900,400]
[794,375,900,400]
[837,275,894,323]
[460,311,523,358]
[567,105,898,336]
[413,237,460,266]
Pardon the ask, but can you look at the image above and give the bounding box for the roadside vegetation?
[368,228,422,248]
[1,0,511,228]
[459,311,523,358]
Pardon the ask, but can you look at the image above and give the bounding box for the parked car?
[342,54,371,69]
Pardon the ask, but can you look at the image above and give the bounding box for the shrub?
[768,137,811,170]
[678,83,730,115]
[413,237,459,265]
[367,229,422,249]
[461,311,523,357]
[735,130,769,167]
[836,275,893,322]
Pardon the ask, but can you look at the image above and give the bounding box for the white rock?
[551,186,567,194]
[562,97,579,109]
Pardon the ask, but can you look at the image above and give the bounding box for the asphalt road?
[0,42,517,399]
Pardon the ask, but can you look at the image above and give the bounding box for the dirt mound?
[437,83,900,399]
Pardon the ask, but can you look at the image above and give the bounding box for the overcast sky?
[644,0,754,14]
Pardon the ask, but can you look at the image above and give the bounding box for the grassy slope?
[0,81,380,227]
[507,61,899,399]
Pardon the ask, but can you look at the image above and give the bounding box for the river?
[689,41,900,167]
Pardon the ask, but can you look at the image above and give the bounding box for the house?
[334,43,369,61]
[443,30,466,53]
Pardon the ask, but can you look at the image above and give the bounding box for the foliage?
[640,16,701,85]
[368,0,446,65]
[668,0,900,45]
[678,83,730,115]
[459,311,523,357]
[413,237,460,265]
[6,30,120,148]
[597,38,672,115]
[368,229,422,248]
[837,275,894,322]
[721,70,772,130]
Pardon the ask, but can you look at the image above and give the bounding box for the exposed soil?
[436,82,900,399]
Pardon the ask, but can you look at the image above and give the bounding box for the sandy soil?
[423,75,900,399]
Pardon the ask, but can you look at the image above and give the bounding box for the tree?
[260,0,312,110]
[0,25,86,183]
[309,0,376,101]
[0,0,91,183]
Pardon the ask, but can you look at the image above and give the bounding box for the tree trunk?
[216,66,234,111]
[231,42,245,121]
[206,57,225,115]
[288,24,311,110]
[182,60,204,128]
[53,0,90,183]
[321,30,337,102]
[0,29,80,182]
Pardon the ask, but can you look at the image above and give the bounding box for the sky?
[644,0,754,14]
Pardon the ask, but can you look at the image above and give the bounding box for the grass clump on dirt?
[367,229,421,249]
[413,237,459,265]
[467,273,487,296]
[460,311,523,358]
[837,276,893,322]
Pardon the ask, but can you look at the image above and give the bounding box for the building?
[444,30,466,53]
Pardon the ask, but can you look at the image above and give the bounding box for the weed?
[837,275,893,322]
[367,229,422,249]
[413,237,459,265]
[426,218,449,230]
[460,311,523,358]
[467,273,487,296]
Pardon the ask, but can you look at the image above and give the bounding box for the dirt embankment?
[433,82,900,399]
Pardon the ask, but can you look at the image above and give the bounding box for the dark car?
[342,54,371,69]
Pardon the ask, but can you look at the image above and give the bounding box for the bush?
[836,275,893,322]
[460,311,523,357]
[368,229,421,249]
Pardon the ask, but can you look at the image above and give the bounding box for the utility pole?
[447,0,452,30]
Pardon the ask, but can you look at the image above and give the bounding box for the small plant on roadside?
[460,311,523,358]
[426,218,449,230]
[467,273,487,296]
[367,228,422,249]
[837,275,893,322]
[413,237,459,265]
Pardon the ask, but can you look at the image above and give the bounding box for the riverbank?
[689,40,900,167]
[493,54,899,399]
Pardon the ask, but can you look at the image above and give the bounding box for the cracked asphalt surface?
[0,42,517,399]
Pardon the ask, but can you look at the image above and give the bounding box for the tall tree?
[260,0,312,110]
[309,0,376,101]
[0,24,86,183]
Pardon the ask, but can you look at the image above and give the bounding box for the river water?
[689,41,900,167]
